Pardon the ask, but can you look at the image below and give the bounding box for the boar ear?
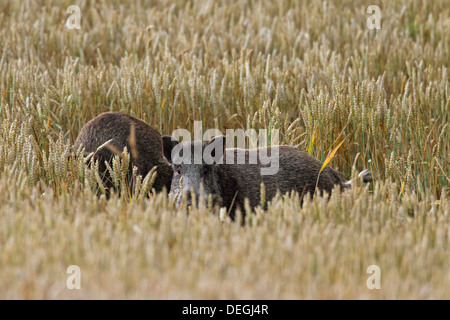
[162,136,179,163]
[208,135,226,162]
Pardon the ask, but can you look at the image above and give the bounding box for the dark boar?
[162,135,371,217]
[73,112,173,193]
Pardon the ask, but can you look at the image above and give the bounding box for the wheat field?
[0,0,448,299]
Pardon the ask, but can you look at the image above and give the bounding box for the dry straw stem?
[0,0,448,299]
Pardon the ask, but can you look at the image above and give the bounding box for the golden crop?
[0,0,448,299]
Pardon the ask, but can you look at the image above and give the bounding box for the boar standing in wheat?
[73,112,173,193]
[162,135,371,218]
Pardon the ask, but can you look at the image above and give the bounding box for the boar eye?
[203,166,209,176]
[173,166,181,176]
